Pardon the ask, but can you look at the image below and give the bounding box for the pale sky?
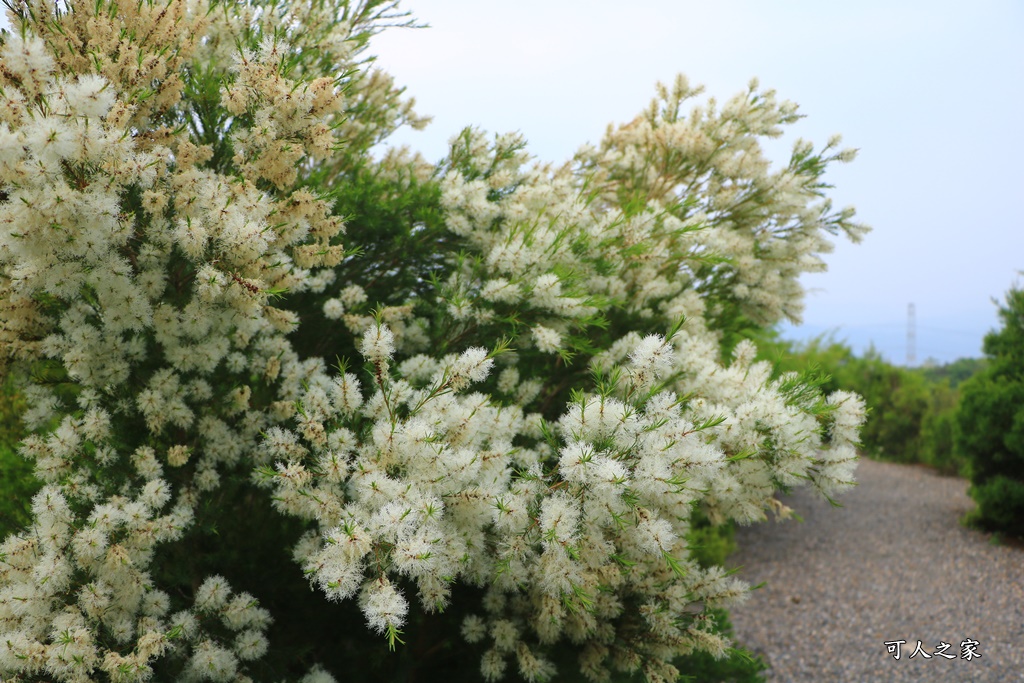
[368,0,1024,364]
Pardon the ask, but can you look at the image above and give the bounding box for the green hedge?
[0,374,37,538]
[955,288,1024,537]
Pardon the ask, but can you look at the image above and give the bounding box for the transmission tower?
[907,303,916,367]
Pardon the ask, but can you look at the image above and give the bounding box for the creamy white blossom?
[0,2,866,681]
[532,325,563,354]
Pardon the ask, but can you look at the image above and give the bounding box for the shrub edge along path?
[727,457,1024,682]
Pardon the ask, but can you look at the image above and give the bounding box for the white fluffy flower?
[64,74,117,119]
[359,579,409,634]
[828,390,866,446]
[481,278,521,303]
[462,614,488,643]
[323,298,345,320]
[538,492,580,544]
[361,324,396,363]
[234,629,269,661]
[635,513,677,554]
[339,284,368,308]
[194,576,232,613]
[188,641,238,682]
[449,347,493,391]
[628,334,674,388]
[532,325,562,354]
[301,666,339,683]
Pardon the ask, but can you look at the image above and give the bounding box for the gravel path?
[726,457,1024,682]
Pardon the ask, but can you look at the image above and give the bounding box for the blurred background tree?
[955,287,1024,538]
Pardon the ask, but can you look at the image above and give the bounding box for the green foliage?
[955,287,1024,538]
[917,382,964,475]
[920,356,987,388]
[0,374,38,538]
[0,449,36,536]
[289,160,448,363]
[846,351,929,461]
[980,288,1024,367]
[0,444,36,538]
[687,511,737,570]
[0,374,23,446]
[965,476,1024,539]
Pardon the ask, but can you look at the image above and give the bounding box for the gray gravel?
[726,457,1024,682]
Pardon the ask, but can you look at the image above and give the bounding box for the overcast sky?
[368,0,1024,365]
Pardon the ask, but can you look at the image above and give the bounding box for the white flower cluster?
[576,75,869,328]
[0,483,273,681]
[0,2,866,681]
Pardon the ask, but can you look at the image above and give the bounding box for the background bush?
[0,375,36,537]
[955,287,1024,537]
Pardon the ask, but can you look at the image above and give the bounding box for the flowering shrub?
[0,1,866,681]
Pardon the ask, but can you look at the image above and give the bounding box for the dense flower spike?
[0,1,865,681]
